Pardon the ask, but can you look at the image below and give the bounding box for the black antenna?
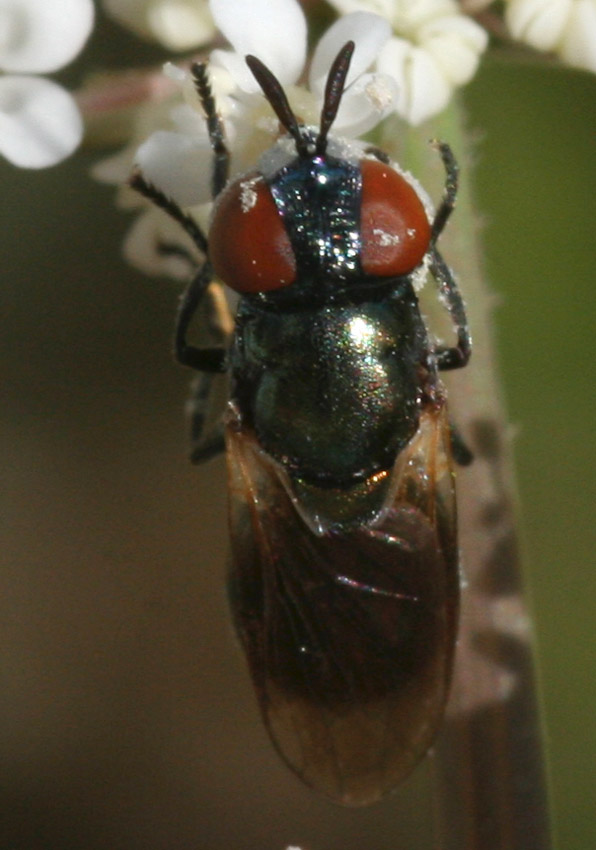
[316,41,355,155]
[245,54,309,157]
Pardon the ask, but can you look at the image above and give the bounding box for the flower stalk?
[378,99,552,849]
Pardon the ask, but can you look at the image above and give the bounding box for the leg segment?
[185,283,233,460]
[187,372,227,463]
[426,142,471,371]
[129,168,228,374]
[429,248,471,371]
[449,420,474,466]
[175,262,227,372]
[128,78,232,457]
[363,145,390,164]
[430,141,458,245]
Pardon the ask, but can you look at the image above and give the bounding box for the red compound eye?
[360,159,431,277]
[209,172,296,293]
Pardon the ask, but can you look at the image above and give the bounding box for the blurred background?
[1,10,594,850]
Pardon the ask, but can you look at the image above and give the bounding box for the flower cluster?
[0,0,94,168]
[134,1,401,209]
[506,0,596,73]
[3,0,596,174]
[96,0,488,274]
[86,0,596,275]
[326,0,488,124]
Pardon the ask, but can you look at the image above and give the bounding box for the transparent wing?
[225,400,458,806]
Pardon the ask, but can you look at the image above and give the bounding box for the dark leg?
[129,172,228,373]
[187,372,226,463]
[430,141,458,244]
[185,283,233,461]
[363,145,390,164]
[191,62,230,198]
[175,262,227,372]
[430,248,471,371]
[449,420,474,467]
[128,87,232,453]
[425,142,471,371]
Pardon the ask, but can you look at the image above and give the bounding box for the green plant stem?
[380,97,552,850]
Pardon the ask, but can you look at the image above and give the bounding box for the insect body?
[131,41,471,806]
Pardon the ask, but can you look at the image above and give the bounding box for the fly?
[130,40,471,806]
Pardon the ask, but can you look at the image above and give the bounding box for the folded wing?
[225,400,458,806]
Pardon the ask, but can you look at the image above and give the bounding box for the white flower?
[91,90,200,279]
[134,0,398,209]
[327,0,489,124]
[0,0,94,168]
[102,0,216,51]
[506,0,596,73]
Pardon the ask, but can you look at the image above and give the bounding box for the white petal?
[0,75,82,167]
[309,13,392,94]
[558,0,596,72]
[0,0,94,74]
[210,0,306,85]
[135,130,212,207]
[102,0,154,41]
[334,72,398,135]
[92,143,137,186]
[420,15,488,85]
[209,48,257,93]
[148,0,216,50]
[104,0,214,48]
[505,0,572,51]
[377,39,451,125]
[389,0,460,31]
[326,0,396,17]
[169,102,207,136]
